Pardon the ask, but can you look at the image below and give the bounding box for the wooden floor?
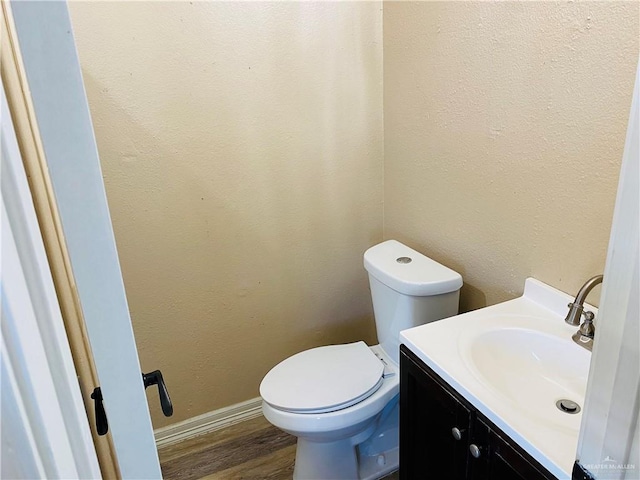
[158,415,399,480]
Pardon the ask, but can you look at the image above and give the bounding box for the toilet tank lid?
[364,240,462,296]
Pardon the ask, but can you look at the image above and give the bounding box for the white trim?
[10,3,161,477]
[154,397,263,448]
[576,61,639,478]
[1,78,101,479]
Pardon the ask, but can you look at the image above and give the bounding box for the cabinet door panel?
[400,348,470,479]
[468,417,490,479]
[488,431,554,480]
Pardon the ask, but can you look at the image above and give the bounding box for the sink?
[399,278,595,479]
[461,317,590,429]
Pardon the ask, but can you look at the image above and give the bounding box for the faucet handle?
[579,311,595,338]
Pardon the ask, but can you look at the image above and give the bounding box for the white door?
[9,2,164,477]
[1,78,102,480]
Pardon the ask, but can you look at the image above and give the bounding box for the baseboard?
[154,397,263,448]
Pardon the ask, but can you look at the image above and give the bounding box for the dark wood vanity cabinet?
[400,345,555,480]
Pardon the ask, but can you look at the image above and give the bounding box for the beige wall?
[384,1,638,312]
[68,2,383,427]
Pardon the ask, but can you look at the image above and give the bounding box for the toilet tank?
[363,240,463,364]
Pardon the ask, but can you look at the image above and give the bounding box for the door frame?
[1,3,120,477]
[5,1,162,477]
[1,74,102,479]
[574,61,639,479]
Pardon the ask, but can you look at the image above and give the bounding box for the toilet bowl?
[260,240,462,480]
[261,344,399,480]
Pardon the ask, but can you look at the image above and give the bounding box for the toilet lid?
[260,341,384,414]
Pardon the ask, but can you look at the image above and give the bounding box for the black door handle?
[143,370,173,417]
[91,369,173,436]
[90,387,109,435]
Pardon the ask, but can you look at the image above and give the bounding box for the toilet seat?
[260,341,384,414]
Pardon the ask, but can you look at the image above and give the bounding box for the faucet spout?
[564,274,604,326]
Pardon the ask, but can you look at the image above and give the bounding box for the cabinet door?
[400,347,471,480]
[467,417,490,479]
[487,430,554,480]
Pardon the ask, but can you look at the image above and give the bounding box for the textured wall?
[68,2,383,427]
[384,1,638,312]
[69,0,637,430]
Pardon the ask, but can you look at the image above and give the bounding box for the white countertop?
[400,278,594,479]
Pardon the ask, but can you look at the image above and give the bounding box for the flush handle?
[143,370,173,417]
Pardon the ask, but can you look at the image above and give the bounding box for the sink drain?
[556,399,581,414]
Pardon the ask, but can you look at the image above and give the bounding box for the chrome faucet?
[565,274,603,351]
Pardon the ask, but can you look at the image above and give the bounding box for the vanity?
[399,278,594,479]
[400,346,554,479]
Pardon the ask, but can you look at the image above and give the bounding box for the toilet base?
[357,397,399,480]
[358,445,399,480]
[292,438,399,480]
[293,437,359,480]
[292,440,399,480]
[292,397,399,480]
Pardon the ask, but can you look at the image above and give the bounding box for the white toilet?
[260,240,462,480]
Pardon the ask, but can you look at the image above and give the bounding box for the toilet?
[260,240,462,480]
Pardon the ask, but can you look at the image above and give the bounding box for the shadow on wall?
[458,284,487,313]
[77,0,383,427]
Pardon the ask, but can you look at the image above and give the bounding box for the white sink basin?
[400,279,594,479]
[462,317,590,430]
